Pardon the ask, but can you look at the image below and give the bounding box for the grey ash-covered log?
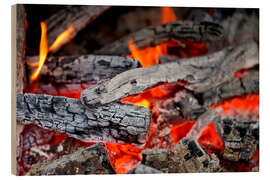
[81,41,258,108]
[30,143,114,175]
[16,93,152,147]
[94,21,224,56]
[45,5,110,52]
[27,55,140,83]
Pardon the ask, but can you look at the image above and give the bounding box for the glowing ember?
[198,123,224,154]
[48,25,75,52]
[30,22,48,81]
[170,121,196,144]
[212,93,259,119]
[105,143,142,174]
[161,7,177,24]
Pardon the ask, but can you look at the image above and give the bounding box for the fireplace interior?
[15,5,259,175]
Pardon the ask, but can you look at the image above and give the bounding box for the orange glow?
[105,143,142,174]
[161,7,177,24]
[30,22,48,80]
[29,23,75,81]
[49,25,74,52]
[198,123,224,154]
[212,93,259,119]
[170,121,196,144]
[128,39,167,67]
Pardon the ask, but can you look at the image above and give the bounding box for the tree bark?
[30,143,115,175]
[27,55,140,83]
[94,21,224,56]
[45,5,110,52]
[81,41,258,108]
[16,93,152,147]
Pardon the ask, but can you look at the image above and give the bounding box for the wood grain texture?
[94,21,224,56]
[45,5,110,51]
[81,41,258,108]
[16,93,152,147]
[27,55,140,83]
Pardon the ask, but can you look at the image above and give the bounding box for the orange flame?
[161,7,177,24]
[30,22,48,80]
[49,25,75,52]
[29,22,75,81]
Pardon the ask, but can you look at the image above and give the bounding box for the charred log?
[27,55,140,83]
[142,138,220,173]
[129,164,162,174]
[16,93,152,147]
[94,21,224,56]
[81,41,258,108]
[45,5,110,52]
[215,116,259,161]
[30,143,115,175]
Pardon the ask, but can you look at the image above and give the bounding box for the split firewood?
[142,137,220,173]
[30,143,115,175]
[129,164,162,174]
[94,21,224,56]
[27,55,140,83]
[16,93,152,147]
[81,41,258,108]
[45,5,110,52]
[214,116,259,161]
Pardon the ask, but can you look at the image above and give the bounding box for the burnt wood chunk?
[27,55,140,83]
[215,116,259,161]
[16,93,152,147]
[202,70,259,106]
[142,138,220,173]
[81,41,258,107]
[94,21,224,56]
[30,143,115,175]
[45,5,110,52]
[129,164,162,174]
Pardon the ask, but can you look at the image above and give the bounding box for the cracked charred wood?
[30,143,115,175]
[27,55,140,83]
[129,164,162,174]
[13,4,27,93]
[202,70,259,106]
[81,41,258,108]
[45,5,110,52]
[214,116,259,161]
[16,93,152,147]
[142,138,220,173]
[94,21,224,56]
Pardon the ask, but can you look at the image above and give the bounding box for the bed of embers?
[15,5,259,175]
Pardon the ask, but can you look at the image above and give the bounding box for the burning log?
[214,116,259,161]
[81,41,258,108]
[27,55,140,83]
[45,5,110,52]
[142,137,220,173]
[202,70,259,106]
[129,164,162,174]
[94,21,224,56]
[16,93,152,147]
[30,143,114,175]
